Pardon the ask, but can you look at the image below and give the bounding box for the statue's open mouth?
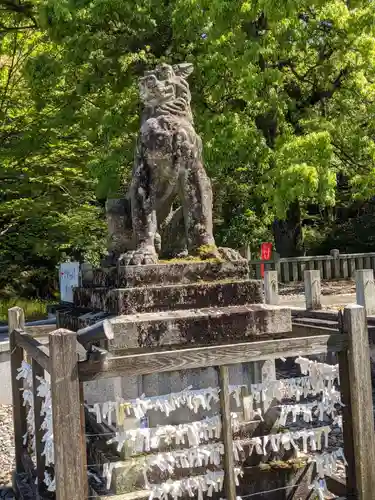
[140,82,175,105]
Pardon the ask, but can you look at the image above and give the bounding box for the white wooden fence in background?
[249,249,375,283]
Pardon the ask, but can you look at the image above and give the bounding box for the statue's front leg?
[120,160,158,266]
[179,157,219,258]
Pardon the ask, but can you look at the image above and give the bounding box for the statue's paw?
[119,247,158,265]
[218,247,246,262]
[118,251,135,266]
[176,249,188,259]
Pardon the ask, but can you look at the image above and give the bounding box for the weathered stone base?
[90,260,249,288]
[74,280,263,314]
[107,304,292,350]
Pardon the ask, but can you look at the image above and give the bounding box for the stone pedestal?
[59,260,293,497]
[58,260,290,404]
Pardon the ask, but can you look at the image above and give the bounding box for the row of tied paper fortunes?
[89,371,341,429]
[17,361,55,492]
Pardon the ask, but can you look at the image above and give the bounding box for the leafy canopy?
[2,0,375,293]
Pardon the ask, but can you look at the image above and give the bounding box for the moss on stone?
[267,458,308,470]
[158,254,222,264]
[196,244,222,260]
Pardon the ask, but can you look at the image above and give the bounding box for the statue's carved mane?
[139,63,194,122]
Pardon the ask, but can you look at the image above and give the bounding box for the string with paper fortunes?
[84,356,346,500]
[17,361,56,492]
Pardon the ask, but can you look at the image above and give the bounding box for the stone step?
[89,489,149,500]
[88,438,147,495]
[292,316,338,328]
[89,260,249,288]
[74,279,263,315]
[106,304,292,350]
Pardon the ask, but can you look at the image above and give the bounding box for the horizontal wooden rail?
[13,329,50,372]
[78,333,348,381]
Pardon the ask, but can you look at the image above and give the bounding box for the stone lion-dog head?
[139,63,194,110]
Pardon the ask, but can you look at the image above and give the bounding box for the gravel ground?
[279,279,355,296]
[0,405,15,498]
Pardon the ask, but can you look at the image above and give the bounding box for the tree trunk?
[272,202,303,257]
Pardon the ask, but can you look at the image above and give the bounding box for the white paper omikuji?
[89,385,247,425]
[37,375,55,488]
[36,377,54,467]
[146,469,243,500]
[295,356,340,388]
[107,414,229,454]
[16,360,33,386]
[146,442,226,472]
[44,471,56,492]
[18,362,56,492]
[233,426,331,456]
[17,362,35,451]
[310,448,347,478]
[250,374,335,405]
[308,478,330,500]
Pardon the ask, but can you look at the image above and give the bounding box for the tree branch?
[0,23,36,33]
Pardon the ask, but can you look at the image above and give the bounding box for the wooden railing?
[249,249,375,282]
[9,304,375,500]
[9,307,87,500]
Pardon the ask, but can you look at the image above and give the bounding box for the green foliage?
[316,209,375,254]
[3,0,375,291]
[30,0,375,250]
[0,2,107,296]
[0,298,55,323]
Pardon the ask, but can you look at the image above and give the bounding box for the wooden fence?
[262,267,375,315]
[8,302,375,500]
[9,307,87,500]
[249,249,375,283]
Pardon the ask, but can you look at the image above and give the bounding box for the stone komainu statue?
[121,62,218,265]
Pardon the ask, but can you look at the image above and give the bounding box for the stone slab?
[88,438,147,494]
[106,304,292,350]
[74,280,263,314]
[90,260,249,288]
[89,489,149,500]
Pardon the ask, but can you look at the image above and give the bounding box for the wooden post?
[304,270,321,310]
[342,305,375,499]
[330,249,340,279]
[337,348,355,497]
[291,261,298,282]
[49,329,86,500]
[218,365,237,500]
[264,271,279,305]
[32,359,45,490]
[80,382,88,499]
[356,269,375,315]
[8,306,26,474]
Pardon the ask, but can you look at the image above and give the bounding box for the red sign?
[260,242,273,277]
